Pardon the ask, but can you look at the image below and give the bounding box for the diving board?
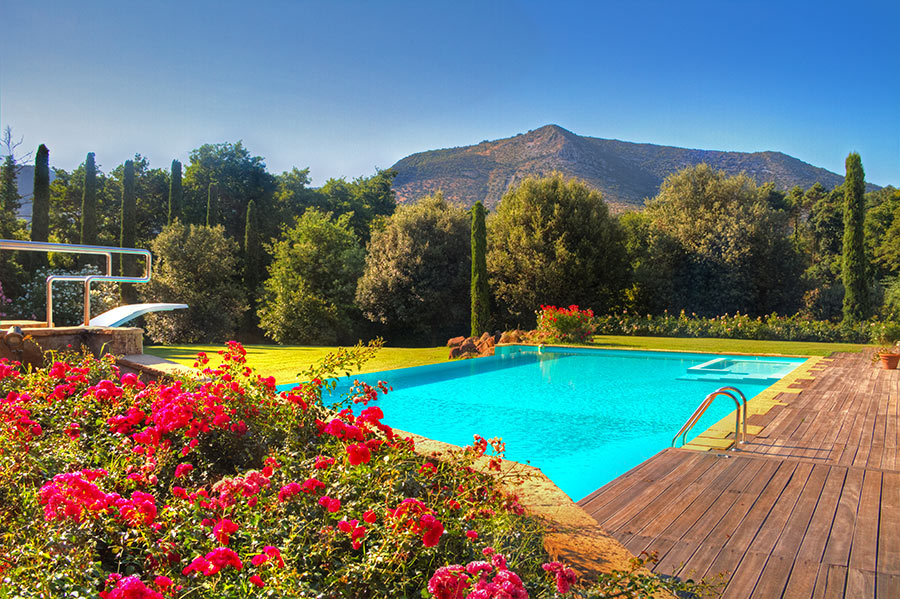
[89,303,188,328]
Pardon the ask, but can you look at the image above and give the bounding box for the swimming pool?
[281,345,806,501]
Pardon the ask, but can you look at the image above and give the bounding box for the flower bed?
[593,310,876,344]
[0,342,711,598]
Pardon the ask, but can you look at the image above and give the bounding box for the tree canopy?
[487,173,628,327]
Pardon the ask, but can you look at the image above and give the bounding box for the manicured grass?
[589,334,869,356]
[144,343,450,383]
[146,335,866,384]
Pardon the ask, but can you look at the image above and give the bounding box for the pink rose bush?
[0,342,706,598]
[535,305,595,344]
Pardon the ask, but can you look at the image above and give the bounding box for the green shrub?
[593,310,874,344]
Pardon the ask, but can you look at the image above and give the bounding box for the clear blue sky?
[2,0,898,187]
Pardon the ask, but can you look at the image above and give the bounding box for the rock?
[458,340,478,355]
[447,336,465,347]
[493,331,502,344]
[476,333,495,355]
[499,330,523,344]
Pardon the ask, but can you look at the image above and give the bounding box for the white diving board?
[89,303,188,328]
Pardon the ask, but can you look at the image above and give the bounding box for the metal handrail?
[718,385,748,443]
[672,386,746,449]
[0,239,152,327]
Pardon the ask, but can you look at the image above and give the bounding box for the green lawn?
[145,335,867,384]
[143,344,450,384]
[589,334,868,356]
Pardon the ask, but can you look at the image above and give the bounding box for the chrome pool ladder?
[672,386,748,449]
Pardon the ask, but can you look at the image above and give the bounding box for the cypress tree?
[168,159,182,224]
[841,152,871,322]
[470,201,490,336]
[80,152,97,246]
[206,182,218,227]
[120,160,136,301]
[243,200,261,293]
[31,145,50,243]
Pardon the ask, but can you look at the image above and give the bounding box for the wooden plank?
[721,461,799,553]
[746,462,815,556]
[822,467,865,566]
[878,471,900,575]
[772,463,831,559]
[748,554,793,599]
[639,454,755,540]
[849,469,883,573]
[720,551,769,599]
[781,558,821,599]
[876,572,900,599]
[822,564,848,599]
[845,567,876,599]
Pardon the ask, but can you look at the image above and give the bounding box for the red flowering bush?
[0,343,712,598]
[535,305,595,344]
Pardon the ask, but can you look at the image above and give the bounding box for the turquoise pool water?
[280,345,806,501]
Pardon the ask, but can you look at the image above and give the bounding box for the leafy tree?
[206,182,219,226]
[119,160,136,301]
[258,210,365,344]
[470,201,489,336]
[168,159,183,224]
[619,210,679,314]
[274,167,317,224]
[140,222,247,343]
[182,142,276,241]
[642,164,803,316]
[841,152,871,322]
[0,131,26,296]
[488,173,628,326]
[356,193,470,343]
[867,186,900,278]
[315,169,397,242]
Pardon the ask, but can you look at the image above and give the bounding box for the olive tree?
[356,193,470,343]
[258,209,365,345]
[487,173,628,327]
[140,222,247,343]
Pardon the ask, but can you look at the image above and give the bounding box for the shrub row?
[592,310,878,344]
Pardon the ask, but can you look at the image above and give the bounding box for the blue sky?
[1,0,898,187]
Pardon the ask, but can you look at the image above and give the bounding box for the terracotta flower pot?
[879,353,900,370]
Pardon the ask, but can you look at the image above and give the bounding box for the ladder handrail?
[672,387,745,448]
[0,239,152,327]
[717,385,748,443]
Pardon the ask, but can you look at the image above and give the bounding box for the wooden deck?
[578,352,900,598]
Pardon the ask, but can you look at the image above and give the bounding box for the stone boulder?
[446,335,466,347]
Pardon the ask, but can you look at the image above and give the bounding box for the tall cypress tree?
[243,200,261,293]
[80,152,98,246]
[0,154,20,239]
[470,201,490,336]
[31,145,50,243]
[120,160,136,300]
[841,152,871,322]
[206,182,218,227]
[168,159,182,225]
[30,144,51,271]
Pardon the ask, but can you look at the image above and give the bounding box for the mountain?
[390,125,876,210]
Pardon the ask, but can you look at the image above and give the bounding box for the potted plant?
[870,321,900,369]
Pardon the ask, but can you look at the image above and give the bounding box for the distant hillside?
[391,125,877,210]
